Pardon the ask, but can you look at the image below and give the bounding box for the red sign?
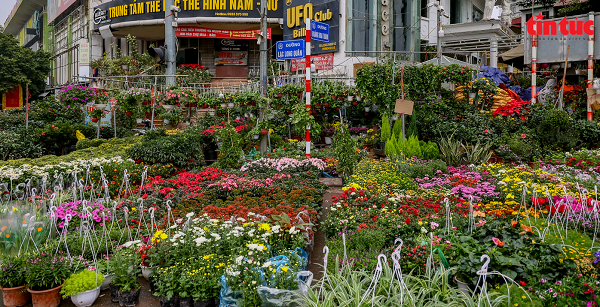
[1,85,23,110]
[215,51,248,65]
[292,54,334,71]
[526,14,593,35]
[176,27,272,39]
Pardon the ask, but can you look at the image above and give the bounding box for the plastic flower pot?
[109,285,119,302]
[227,103,234,108]
[453,275,470,297]
[208,110,215,116]
[364,107,370,112]
[201,104,208,108]
[277,93,283,98]
[324,137,332,144]
[70,286,101,307]
[468,92,477,99]
[94,104,107,110]
[162,105,176,111]
[335,107,341,111]
[347,95,353,102]
[253,134,260,139]
[125,111,133,116]
[136,118,143,124]
[2,285,30,307]
[324,102,330,108]
[118,288,140,307]
[91,118,99,123]
[179,297,193,307]
[261,129,269,135]
[159,296,179,307]
[140,265,153,280]
[250,101,256,106]
[331,96,337,100]
[27,284,62,307]
[101,274,113,291]
[204,84,211,88]
[163,119,170,124]
[352,100,358,106]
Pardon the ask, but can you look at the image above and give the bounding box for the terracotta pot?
[261,129,269,135]
[331,96,337,100]
[27,284,62,307]
[125,111,133,116]
[2,285,30,307]
[204,84,211,88]
[335,107,341,111]
[352,101,358,106]
[315,103,322,108]
[277,93,283,98]
[91,117,99,123]
[250,101,256,106]
[324,102,330,107]
[362,144,371,149]
[202,104,208,108]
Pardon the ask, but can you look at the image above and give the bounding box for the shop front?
[92,0,283,78]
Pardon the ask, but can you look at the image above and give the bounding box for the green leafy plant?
[289,103,322,138]
[24,252,75,290]
[381,115,391,143]
[333,123,362,179]
[0,255,26,288]
[60,269,105,298]
[111,248,141,292]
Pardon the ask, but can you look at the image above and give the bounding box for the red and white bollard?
[305,18,312,158]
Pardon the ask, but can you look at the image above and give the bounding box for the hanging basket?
[91,118,99,123]
[261,129,269,135]
[352,101,358,106]
[125,111,133,116]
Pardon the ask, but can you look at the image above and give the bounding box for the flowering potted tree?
[60,270,104,307]
[0,255,30,307]
[25,252,74,307]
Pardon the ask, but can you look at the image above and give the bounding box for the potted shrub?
[60,270,104,307]
[25,252,74,307]
[0,256,30,307]
[112,248,141,307]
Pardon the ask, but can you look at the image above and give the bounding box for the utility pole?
[165,0,178,85]
[259,0,268,154]
[427,1,447,65]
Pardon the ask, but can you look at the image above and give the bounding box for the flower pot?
[136,118,143,124]
[324,102,330,107]
[277,93,283,98]
[356,96,362,102]
[324,137,332,144]
[180,96,189,103]
[163,105,176,111]
[204,84,211,88]
[296,93,302,97]
[315,103,322,108]
[208,110,215,116]
[109,285,120,303]
[227,103,234,108]
[352,101,358,106]
[364,107,370,112]
[118,288,140,307]
[220,103,227,108]
[253,134,260,139]
[27,284,62,307]
[125,111,133,116]
[2,285,30,307]
[347,96,353,102]
[70,286,100,307]
[140,265,153,280]
[163,119,170,124]
[391,115,398,121]
[159,296,179,307]
[363,144,371,150]
[202,104,208,108]
[179,297,193,307]
[250,101,256,106]
[145,112,152,117]
[454,276,470,297]
[142,101,149,105]
[339,96,345,100]
[94,104,107,110]
[101,274,113,291]
[261,129,269,135]
[468,93,477,99]
[91,117,99,123]
[335,107,341,111]
[331,96,337,100]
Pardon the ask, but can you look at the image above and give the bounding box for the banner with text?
[215,51,248,65]
[283,0,339,54]
[176,27,271,39]
[292,53,333,71]
[93,0,283,29]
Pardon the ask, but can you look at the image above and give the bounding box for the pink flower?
[492,237,504,247]
[521,134,526,139]
[475,220,486,227]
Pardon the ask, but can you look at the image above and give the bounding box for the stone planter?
[2,285,30,307]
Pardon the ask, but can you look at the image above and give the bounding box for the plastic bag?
[256,271,314,307]
[219,275,244,307]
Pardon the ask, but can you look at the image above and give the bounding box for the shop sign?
[215,51,248,65]
[176,27,271,39]
[283,0,339,54]
[48,0,78,23]
[291,53,333,71]
[216,39,248,51]
[276,39,305,60]
[92,0,283,28]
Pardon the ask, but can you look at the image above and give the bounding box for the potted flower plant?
[89,109,104,123]
[111,248,141,307]
[25,252,74,307]
[60,269,104,307]
[97,258,114,291]
[0,255,30,307]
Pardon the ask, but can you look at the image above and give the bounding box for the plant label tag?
[394,99,414,115]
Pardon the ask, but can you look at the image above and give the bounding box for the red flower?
[405,218,411,224]
[519,280,526,286]
[142,194,148,199]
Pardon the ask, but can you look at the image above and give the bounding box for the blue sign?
[311,20,329,43]
[276,39,305,60]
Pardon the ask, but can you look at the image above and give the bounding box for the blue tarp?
[476,65,511,87]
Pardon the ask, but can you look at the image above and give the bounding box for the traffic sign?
[310,20,329,43]
[276,39,305,60]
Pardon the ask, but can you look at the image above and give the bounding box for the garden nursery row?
[0,62,599,307]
